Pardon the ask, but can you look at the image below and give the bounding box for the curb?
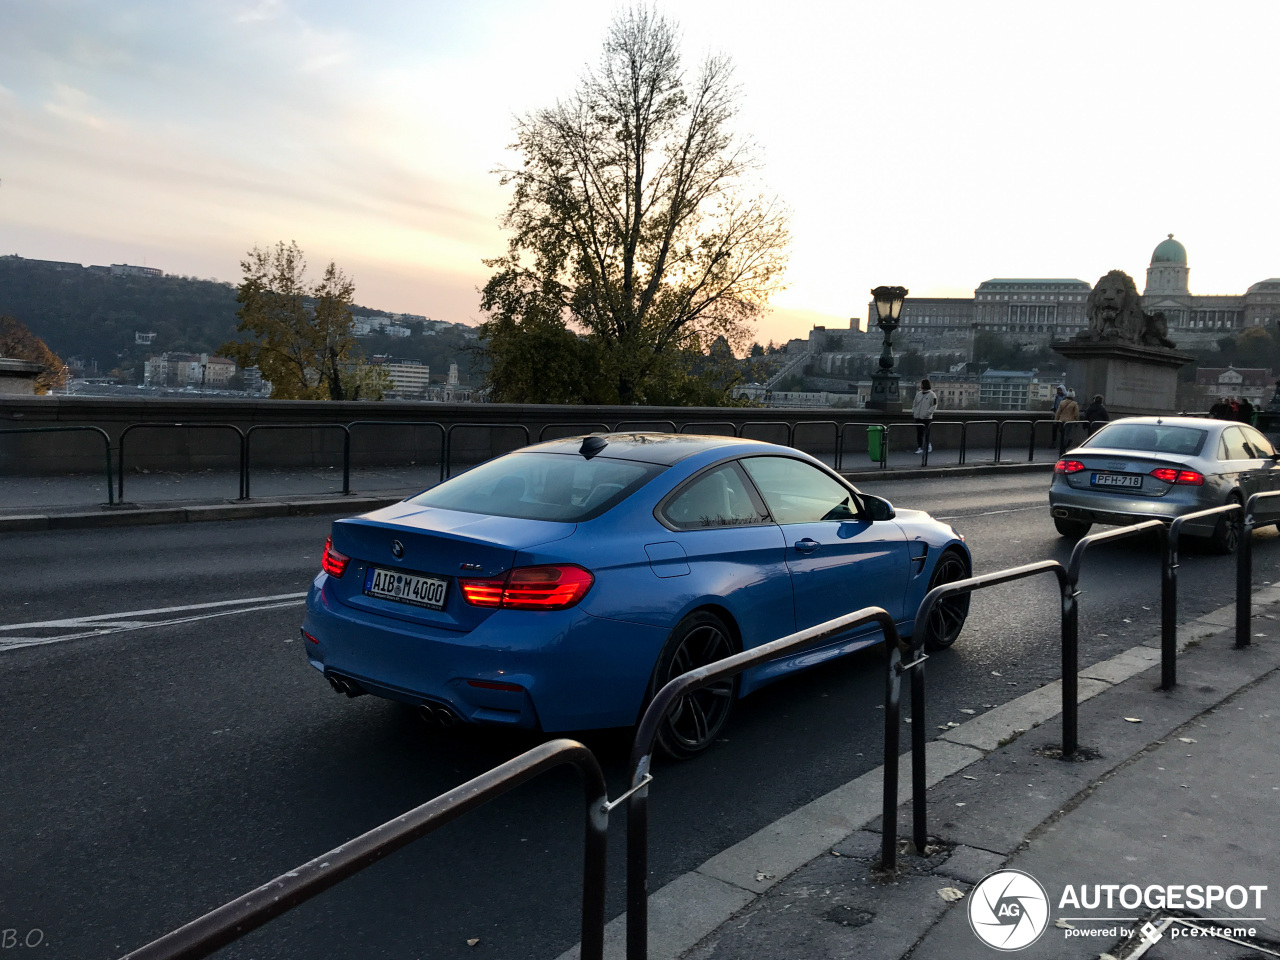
[0,496,405,533]
[555,586,1280,960]
[840,461,1055,483]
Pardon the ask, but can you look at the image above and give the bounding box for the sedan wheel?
[922,550,971,651]
[1054,517,1092,539]
[650,611,738,760]
[1210,494,1243,554]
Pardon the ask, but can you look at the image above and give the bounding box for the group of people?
[1207,396,1256,424]
[908,379,1110,455]
[1052,385,1109,426]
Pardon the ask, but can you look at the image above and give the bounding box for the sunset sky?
[2,1,1277,346]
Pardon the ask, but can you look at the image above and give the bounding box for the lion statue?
[1080,269,1176,349]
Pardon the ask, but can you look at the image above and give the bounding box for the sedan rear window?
[408,452,664,522]
[1082,424,1207,456]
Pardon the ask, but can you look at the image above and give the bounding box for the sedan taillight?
[460,564,594,611]
[321,536,350,578]
[1055,459,1086,474]
[1150,467,1204,486]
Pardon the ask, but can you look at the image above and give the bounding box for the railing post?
[238,431,247,500]
[625,763,651,960]
[1161,523,1178,689]
[1060,571,1079,757]
[910,648,927,852]
[880,644,902,871]
[1028,420,1037,462]
[342,426,351,495]
[959,421,967,465]
[994,421,1004,463]
[1237,503,1253,648]
[581,789,608,960]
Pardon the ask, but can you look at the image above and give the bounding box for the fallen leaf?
[1124,717,1143,723]
[959,708,976,715]
[1055,918,1075,929]
[467,938,480,947]
[938,887,965,902]
[1178,737,1197,744]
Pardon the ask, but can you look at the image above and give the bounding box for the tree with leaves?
[480,6,790,405]
[0,314,67,394]
[221,241,389,400]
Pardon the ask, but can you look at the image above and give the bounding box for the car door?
[656,460,795,652]
[1240,425,1280,509]
[739,455,910,632]
[1220,426,1269,501]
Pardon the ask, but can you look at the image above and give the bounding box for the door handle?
[794,538,820,554]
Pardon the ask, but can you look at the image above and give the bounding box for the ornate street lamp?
[867,285,908,412]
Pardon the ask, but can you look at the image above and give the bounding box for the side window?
[661,463,770,530]
[740,456,859,524]
[1221,427,1253,461]
[1242,425,1276,458]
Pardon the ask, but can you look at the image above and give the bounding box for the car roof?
[1098,416,1223,431]
[520,432,781,466]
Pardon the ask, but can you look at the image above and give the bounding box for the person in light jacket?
[1055,391,1080,423]
[912,379,939,453]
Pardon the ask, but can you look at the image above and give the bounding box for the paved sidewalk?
[562,594,1280,960]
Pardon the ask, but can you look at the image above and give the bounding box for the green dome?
[1151,234,1187,265]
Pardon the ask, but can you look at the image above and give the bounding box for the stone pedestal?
[1051,340,1193,415]
[866,370,902,414]
[0,358,44,396]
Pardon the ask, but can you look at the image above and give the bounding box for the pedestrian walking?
[1052,385,1066,413]
[1084,394,1109,434]
[1055,390,1080,423]
[1208,397,1233,420]
[912,378,939,454]
[1237,396,1255,424]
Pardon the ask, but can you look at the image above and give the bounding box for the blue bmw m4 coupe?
[302,433,971,757]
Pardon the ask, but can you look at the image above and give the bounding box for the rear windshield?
[1082,423,1207,456]
[408,452,664,522]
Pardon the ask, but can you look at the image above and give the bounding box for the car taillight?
[321,537,349,578]
[1055,459,1086,474]
[1150,467,1204,486]
[459,564,594,611]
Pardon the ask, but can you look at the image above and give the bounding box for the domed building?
[1142,234,1280,347]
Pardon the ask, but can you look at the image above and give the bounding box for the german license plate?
[365,567,449,610]
[1090,472,1142,488]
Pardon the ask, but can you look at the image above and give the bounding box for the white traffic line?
[0,592,309,632]
[936,504,1043,521]
[0,594,308,652]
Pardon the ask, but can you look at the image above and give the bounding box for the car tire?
[647,611,739,760]
[1210,493,1243,555]
[1054,517,1092,539]
[921,549,971,651]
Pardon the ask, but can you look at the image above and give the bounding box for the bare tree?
[482,6,790,404]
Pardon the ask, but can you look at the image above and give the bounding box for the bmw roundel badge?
[391,539,404,559]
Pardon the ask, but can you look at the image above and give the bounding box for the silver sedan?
[1048,416,1280,552]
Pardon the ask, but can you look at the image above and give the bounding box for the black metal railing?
[0,425,115,505]
[118,423,245,502]
[442,423,531,479]
[539,422,612,442]
[244,423,351,499]
[118,738,609,960]
[346,419,446,484]
[624,606,901,960]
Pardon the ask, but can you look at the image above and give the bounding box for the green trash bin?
[867,424,885,463]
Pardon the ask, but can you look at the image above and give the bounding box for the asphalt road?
[2,474,1277,960]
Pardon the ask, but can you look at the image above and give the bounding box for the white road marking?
[0,594,308,652]
[0,592,308,632]
[936,505,1043,521]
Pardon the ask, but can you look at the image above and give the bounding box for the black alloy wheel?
[922,549,971,651]
[650,611,738,759]
[1210,493,1243,555]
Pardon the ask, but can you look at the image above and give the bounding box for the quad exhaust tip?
[326,674,365,698]
[416,703,459,727]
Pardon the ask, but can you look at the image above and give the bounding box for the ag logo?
[967,869,1050,951]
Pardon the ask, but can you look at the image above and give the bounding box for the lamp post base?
[867,372,902,414]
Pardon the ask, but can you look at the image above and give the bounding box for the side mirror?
[861,494,896,522]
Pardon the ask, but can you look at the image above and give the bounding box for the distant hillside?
[0,255,479,382]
